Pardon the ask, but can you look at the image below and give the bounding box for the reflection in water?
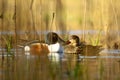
[0,50,120,80]
[100,49,120,54]
[48,52,64,62]
[24,52,30,56]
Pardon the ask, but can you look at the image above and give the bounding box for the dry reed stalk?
[101,0,108,48]
[83,0,87,56]
[30,0,40,41]
[30,0,36,40]
[50,13,55,32]
[40,0,42,41]
[13,0,17,58]
[83,0,87,41]
[110,0,119,39]
[1,0,4,60]
[50,13,55,44]
[1,21,4,60]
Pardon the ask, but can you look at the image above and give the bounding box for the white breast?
[48,42,63,53]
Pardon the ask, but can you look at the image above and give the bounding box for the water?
[0,30,106,35]
[0,49,120,80]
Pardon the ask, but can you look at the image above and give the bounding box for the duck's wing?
[17,40,41,48]
[81,45,103,56]
[64,45,76,53]
[25,40,40,45]
[64,45,83,54]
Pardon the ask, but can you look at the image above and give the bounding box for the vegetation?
[0,0,120,47]
[2,34,14,56]
[0,0,120,80]
[0,0,120,46]
[88,30,102,46]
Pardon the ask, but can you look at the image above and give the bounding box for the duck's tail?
[25,40,40,45]
[17,40,41,48]
[17,45,24,48]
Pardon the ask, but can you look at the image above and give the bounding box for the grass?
[2,35,14,56]
[88,30,102,46]
[62,32,70,41]
[0,0,120,79]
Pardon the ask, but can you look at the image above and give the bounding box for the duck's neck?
[76,42,80,46]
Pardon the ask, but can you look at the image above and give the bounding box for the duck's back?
[25,43,49,55]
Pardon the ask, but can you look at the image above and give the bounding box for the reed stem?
[1,0,4,60]
[50,12,55,32]
[13,0,17,59]
[30,0,36,40]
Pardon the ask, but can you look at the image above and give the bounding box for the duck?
[20,32,64,56]
[46,32,64,53]
[64,35,103,56]
[64,35,83,54]
[24,42,49,55]
[46,32,64,61]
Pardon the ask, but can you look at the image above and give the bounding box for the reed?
[2,35,14,56]
[13,0,17,58]
[0,21,4,60]
[50,12,55,32]
[88,30,102,46]
[1,0,4,60]
[62,32,69,41]
[30,0,36,40]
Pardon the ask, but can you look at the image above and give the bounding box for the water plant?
[2,35,14,56]
[63,32,70,41]
[88,30,102,46]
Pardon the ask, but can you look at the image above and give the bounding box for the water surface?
[0,49,120,80]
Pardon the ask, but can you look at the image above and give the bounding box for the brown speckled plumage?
[64,35,103,56]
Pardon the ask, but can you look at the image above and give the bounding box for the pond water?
[0,30,106,35]
[0,49,120,80]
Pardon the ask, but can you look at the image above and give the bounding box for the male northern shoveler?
[46,32,64,53]
[24,43,49,55]
[46,32,64,61]
[23,32,64,56]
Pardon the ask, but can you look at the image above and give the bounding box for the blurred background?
[0,0,120,48]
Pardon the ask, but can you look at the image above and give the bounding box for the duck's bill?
[65,40,71,44]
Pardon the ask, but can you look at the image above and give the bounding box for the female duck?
[64,35,83,54]
[64,35,102,56]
